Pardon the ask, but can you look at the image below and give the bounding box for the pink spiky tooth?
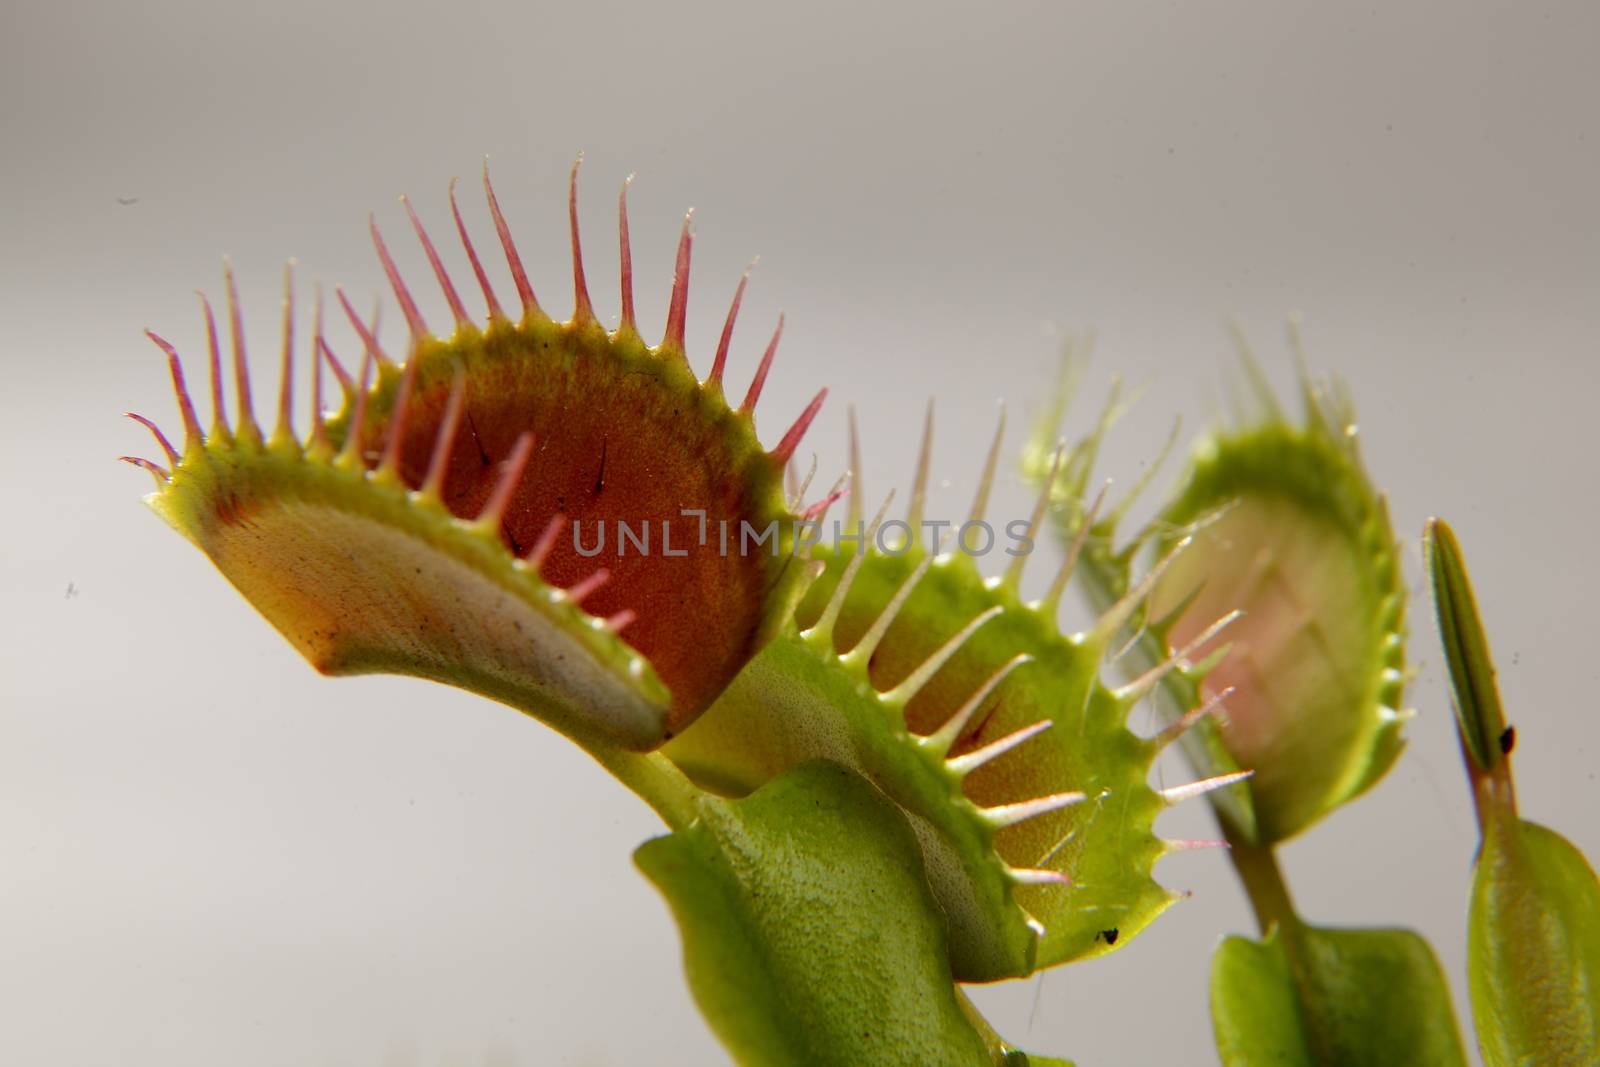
[564,568,610,606]
[336,343,377,471]
[374,352,421,484]
[800,482,849,522]
[272,262,297,448]
[523,514,567,574]
[740,315,785,414]
[307,284,334,456]
[708,260,755,391]
[418,367,468,501]
[401,194,470,330]
[448,176,506,322]
[617,175,637,334]
[316,333,356,396]
[144,329,203,449]
[335,287,393,369]
[482,158,540,318]
[370,213,429,345]
[222,259,260,441]
[606,609,638,635]
[568,154,594,324]
[125,412,179,467]
[120,455,170,485]
[661,210,693,355]
[195,291,228,436]
[772,387,829,467]
[473,431,535,533]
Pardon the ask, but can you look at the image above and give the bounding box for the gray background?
[3,1,1597,1063]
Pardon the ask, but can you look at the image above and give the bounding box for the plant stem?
[1226,826,1299,937]
[586,746,703,831]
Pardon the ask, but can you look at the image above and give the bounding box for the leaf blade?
[1211,923,1468,1066]
[635,761,1000,1067]
[1469,816,1600,1067]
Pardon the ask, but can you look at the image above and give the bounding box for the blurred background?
[3,1,1597,1063]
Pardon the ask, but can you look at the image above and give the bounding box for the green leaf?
[635,760,1001,1067]
[1425,518,1508,773]
[1469,816,1600,1067]
[1211,922,1468,1066]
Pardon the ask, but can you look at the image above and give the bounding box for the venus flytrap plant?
[124,164,1598,1065]
[125,163,1244,1065]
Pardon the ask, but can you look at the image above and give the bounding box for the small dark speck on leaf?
[1499,726,1515,755]
[1098,928,1119,945]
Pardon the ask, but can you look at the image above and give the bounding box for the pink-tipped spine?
[196,292,227,434]
[800,483,848,522]
[335,288,390,367]
[120,456,170,484]
[421,367,467,500]
[772,387,828,466]
[708,262,753,389]
[662,210,693,352]
[370,214,428,343]
[482,159,539,317]
[317,335,355,394]
[565,568,610,605]
[275,262,296,444]
[146,330,203,449]
[339,343,376,468]
[740,314,785,413]
[477,431,535,528]
[309,285,332,454]
[448,177,505,321]
[222,260,259,436]
[525,514,567,571]
[618,175,636,332]
[568,155,594,323]
[401,194,469,329]
[125,413,180,466]
[378,352,419,477]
